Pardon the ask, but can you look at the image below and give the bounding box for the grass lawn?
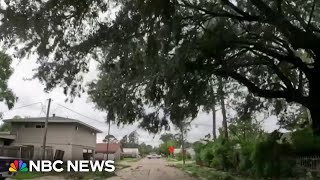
[12,172,58,179]
[121,158,141,163]
[166,158,178,162]
[116,158,141,166]
[174,164,250,180]
[12,171,116,180]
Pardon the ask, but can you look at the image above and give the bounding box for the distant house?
[173,148,181,155]
[173,148,196,160]
[122,148,140,158]
[1,115,102,161]
[95,143,123,161]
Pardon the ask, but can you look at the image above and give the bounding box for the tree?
[160,133,175,143]
[138,143,153,157]
[0,52,16,111]
[0,115,21,132]
[176,121,191,165]
[0,122,11,132]
[120,130,140,148]
[159,133,179,156]
[102,134,118,143]
[2,0,320,133]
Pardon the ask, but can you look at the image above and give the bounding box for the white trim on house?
[3,116,102,133]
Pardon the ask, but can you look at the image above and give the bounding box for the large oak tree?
[1,0,319,133]
[0,52,16,111]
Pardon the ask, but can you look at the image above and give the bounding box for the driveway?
[108,158,199,180]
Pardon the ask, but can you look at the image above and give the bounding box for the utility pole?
[42,98,51,160]
[106,118,111,160]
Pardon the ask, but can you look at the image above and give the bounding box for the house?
[173,148,196,160]
[0,132,16,146]
[1,115,102,161]
[122,148,140,158]
[173,148,181,155]
[95,143,122,161]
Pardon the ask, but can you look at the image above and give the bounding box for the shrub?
[199,142,215,167]
[175,152,191,161]
[250,131,295,178]
[291,127,320,156]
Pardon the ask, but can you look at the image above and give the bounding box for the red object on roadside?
[168,146,174,153]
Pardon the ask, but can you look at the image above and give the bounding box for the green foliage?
[291,127,320,155]
[138,143,153,157]
[0,122,11,132]
[2,0,319,133]
[159,139,177,156]
[193,141,205,163]
[193,119,309,178]
[175,152,191,161]
[0,52,16,109]
[120,131,140,148]
[250,131,295,178]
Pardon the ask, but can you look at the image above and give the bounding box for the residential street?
[108,158,198,180]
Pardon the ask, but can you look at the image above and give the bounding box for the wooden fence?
[296,155,320,171]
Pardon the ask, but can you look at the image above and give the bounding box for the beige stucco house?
[95,143,122,161]
[122,148,140,158]
[1,115,102,161]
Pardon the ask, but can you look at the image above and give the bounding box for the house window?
[35,124,45,128]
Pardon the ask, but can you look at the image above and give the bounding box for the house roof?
[0,132,16,140]
[3,116,102,133]
[96,143,122,153]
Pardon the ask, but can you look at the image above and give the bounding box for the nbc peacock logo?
[9,160,28,172]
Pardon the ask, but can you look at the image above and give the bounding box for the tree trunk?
[218,77,228,139]
[212,95,217,140]
[308,99,320,135]
[181,124,185,165]
[308,76,320,135]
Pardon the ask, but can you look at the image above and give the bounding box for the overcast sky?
[0,49,280,147]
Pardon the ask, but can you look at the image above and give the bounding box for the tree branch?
[242,42,312,77]
[215,69,309,106]
[308,0,316,28]
[249,0,320,57]
[177,0,259,22]
[216,70,289,99]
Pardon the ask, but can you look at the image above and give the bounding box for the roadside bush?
[199,141,215,166]
[250,131,295,178]
[238,142,255,175]
[210,139,236,171]
[193,141,206,165]
[175,152,191,161]
[291,127,320,156]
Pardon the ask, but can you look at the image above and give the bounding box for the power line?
[56,103,105,124]
[2,102,43,114]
